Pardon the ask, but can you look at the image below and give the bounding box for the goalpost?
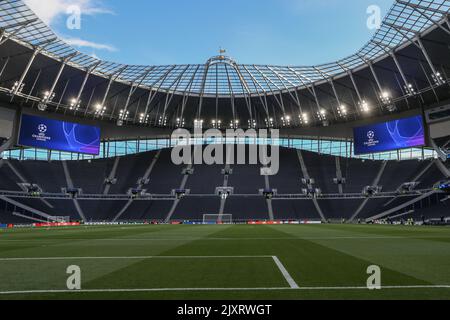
[203,214,233,225]
[48,216,71,223]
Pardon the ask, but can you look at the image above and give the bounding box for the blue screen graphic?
[19,114,101,155]
[353,115,425,155]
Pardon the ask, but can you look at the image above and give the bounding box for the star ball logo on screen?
[32,123,51,143]
[38,124,47,133]
[365,130,379,148]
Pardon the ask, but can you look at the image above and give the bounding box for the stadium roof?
[0,0,450,130]
[0,0,448,96]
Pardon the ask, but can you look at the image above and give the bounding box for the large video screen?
[353,115,425,155]
[18,114,101,155]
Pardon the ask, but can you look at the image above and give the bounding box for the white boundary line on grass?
[1,255,449,295]
[272,256,299,289]
[0,255,300,289]
[0,256,273,261]
[0,255,297,294]
[1,285,450,295]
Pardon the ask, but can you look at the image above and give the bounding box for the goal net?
[49,216,71,223]
[203,214,233,225]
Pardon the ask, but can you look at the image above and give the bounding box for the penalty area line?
[1,285,450,295]
[272,256,299,289]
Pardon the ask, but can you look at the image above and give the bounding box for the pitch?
[1,224,450,300]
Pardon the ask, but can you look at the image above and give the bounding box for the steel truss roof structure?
[0,0,450,130]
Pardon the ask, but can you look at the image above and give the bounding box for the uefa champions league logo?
[38,124,48,134]
[32,123,51,142]
[364,130,379,148]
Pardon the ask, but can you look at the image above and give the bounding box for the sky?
[24,0,393,66]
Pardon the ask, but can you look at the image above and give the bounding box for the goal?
[49,216,71,223]
[203,214,233,225]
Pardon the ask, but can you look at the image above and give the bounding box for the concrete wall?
[0,105,16,139]
[429,120,450,139]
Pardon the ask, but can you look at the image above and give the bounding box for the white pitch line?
[0,255,273,261]
[272,256,299,289]
[0,288,290,295]
[1,285,450,295]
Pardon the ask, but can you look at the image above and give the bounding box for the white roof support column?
[0,56,10,80]
[336,62,364,115]
[368,62,383,93]
[268,66,302,111]
[348,71,363,102]
[161,65,190,121]
[253,65,286,116]
[445,16,450,31]
[329,79,342,109]
[47,54,77,102]
[390,52,410,88]
[143,65,176,124]
[82,86,97,117]
[241,65,270,118]
[372,40,412,93]
[11,47,41,96]
[48,61,66,98]
[56,78,69,111]
[197,65,210,120]
[75,62,101,111]
[386,21,441,80]
[287,67,318,100]
[310,85,322,114]
[25,69,42,104]
[233,65,253,122]
[179,66,200,123]
[224,64,236,122]
[101,65,127,120]
[416,37,440,77]
[335,61,363,104]
[122,68,153,117]
[356,53,384,93]
[313,67,339,120]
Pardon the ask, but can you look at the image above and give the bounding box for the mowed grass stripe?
[0,224,449,299]
[0,257,288,292]
[151,225,430,289]
[0,225,237,292]
[270,224,450,287]
[0,225,233,259]
[78,225,289,291]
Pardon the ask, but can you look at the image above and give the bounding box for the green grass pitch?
[0,224,450,300]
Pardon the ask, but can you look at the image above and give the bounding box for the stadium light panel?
[359,100,370,113]
[11,81,25,94]
[432,72,444,86]
[337,105,347,117]
[69,98,81,111]
[404,83,416,96]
